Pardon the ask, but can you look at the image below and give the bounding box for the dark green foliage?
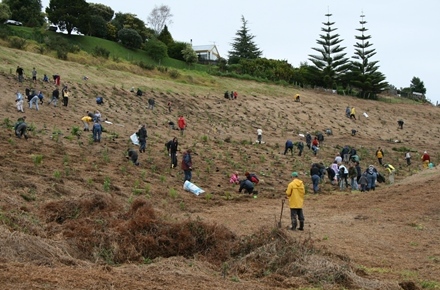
[167,41,187,61]
[410,77,426,94]
[78,15,108,38]
[89,3,114,22]
[0,24,12,40]
[0,3,12,23]
[308,13,349,89]
[234,58,295,83]
[3,0,45,27]
[228,15,262,65]
[349,13,387,99]
[157,24,173,46]
[117,28,142,49]
[144,38,168,62]
[111,13,153,42]
[44,34,79,55]
[46,0,89,35]
[92,45,110,59]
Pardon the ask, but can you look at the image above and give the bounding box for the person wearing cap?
[181,149,193,182]
[294,94,300,102]
[285,172,305,231]
[421,151,430,169]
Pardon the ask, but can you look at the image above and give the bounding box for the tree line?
[0,1,427,101]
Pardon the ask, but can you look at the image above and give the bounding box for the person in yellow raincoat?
[81,116,93,131]
[285,172,305,231]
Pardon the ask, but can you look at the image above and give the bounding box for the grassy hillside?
[7,25,210,71]
[0,41,439,290]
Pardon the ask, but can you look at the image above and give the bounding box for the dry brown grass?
[0,44,439,289]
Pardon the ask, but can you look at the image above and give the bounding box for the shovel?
[277,199,285,228]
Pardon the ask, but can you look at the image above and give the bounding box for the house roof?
[192,45,217,52]
[192,44,221,60]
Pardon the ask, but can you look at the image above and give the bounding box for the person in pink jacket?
[229,171,240,184]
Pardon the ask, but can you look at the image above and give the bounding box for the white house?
[192,45,220,61]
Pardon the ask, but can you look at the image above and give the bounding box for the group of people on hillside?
[229,171,259,196]
[224,90,238,100]
[345,105,356,120]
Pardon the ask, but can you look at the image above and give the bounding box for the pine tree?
[308,12,349,89]
[349,13,387,99]
[228,15,262,65]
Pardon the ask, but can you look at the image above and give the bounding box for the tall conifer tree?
[228,15,262,65]
[309,12,349,89]
[350,13,387,99]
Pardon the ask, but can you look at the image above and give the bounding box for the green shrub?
[57,49,67,60]
[138,61,155,70]
[9,36,27,49]
[169,69,180,79]
[92,46,110,59]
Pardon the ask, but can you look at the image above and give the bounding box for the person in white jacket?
[257,128,263,144]
[16,91,24,112]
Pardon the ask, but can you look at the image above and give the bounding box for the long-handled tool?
[277,199,285,228]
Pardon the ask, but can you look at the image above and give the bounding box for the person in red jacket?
[421,151,430,169]
[178,115,186,136]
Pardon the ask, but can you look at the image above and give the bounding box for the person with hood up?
[366,165,378,191]
[137,124,147,153]
[285,172,305,231]
[181,149,193,182]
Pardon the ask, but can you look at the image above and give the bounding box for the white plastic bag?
[183,180,205,196]
[130,133,139,146]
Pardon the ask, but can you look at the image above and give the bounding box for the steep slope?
[0,45,439,289]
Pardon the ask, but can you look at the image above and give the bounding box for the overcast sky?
[41,0,440,104]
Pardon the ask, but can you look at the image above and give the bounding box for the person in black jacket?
[166,137,178,168]
[310,164,321,193]
[137,124,147,153]
[48,87,59,106]
[126,149,139,166]
[305,132,312,149]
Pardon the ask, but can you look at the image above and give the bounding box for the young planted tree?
[228,15,262,65]
[308,12,349,89]
[147,4,173,36]
[349,13,387,99]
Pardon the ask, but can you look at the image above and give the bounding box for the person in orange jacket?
[178,115,186,136]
